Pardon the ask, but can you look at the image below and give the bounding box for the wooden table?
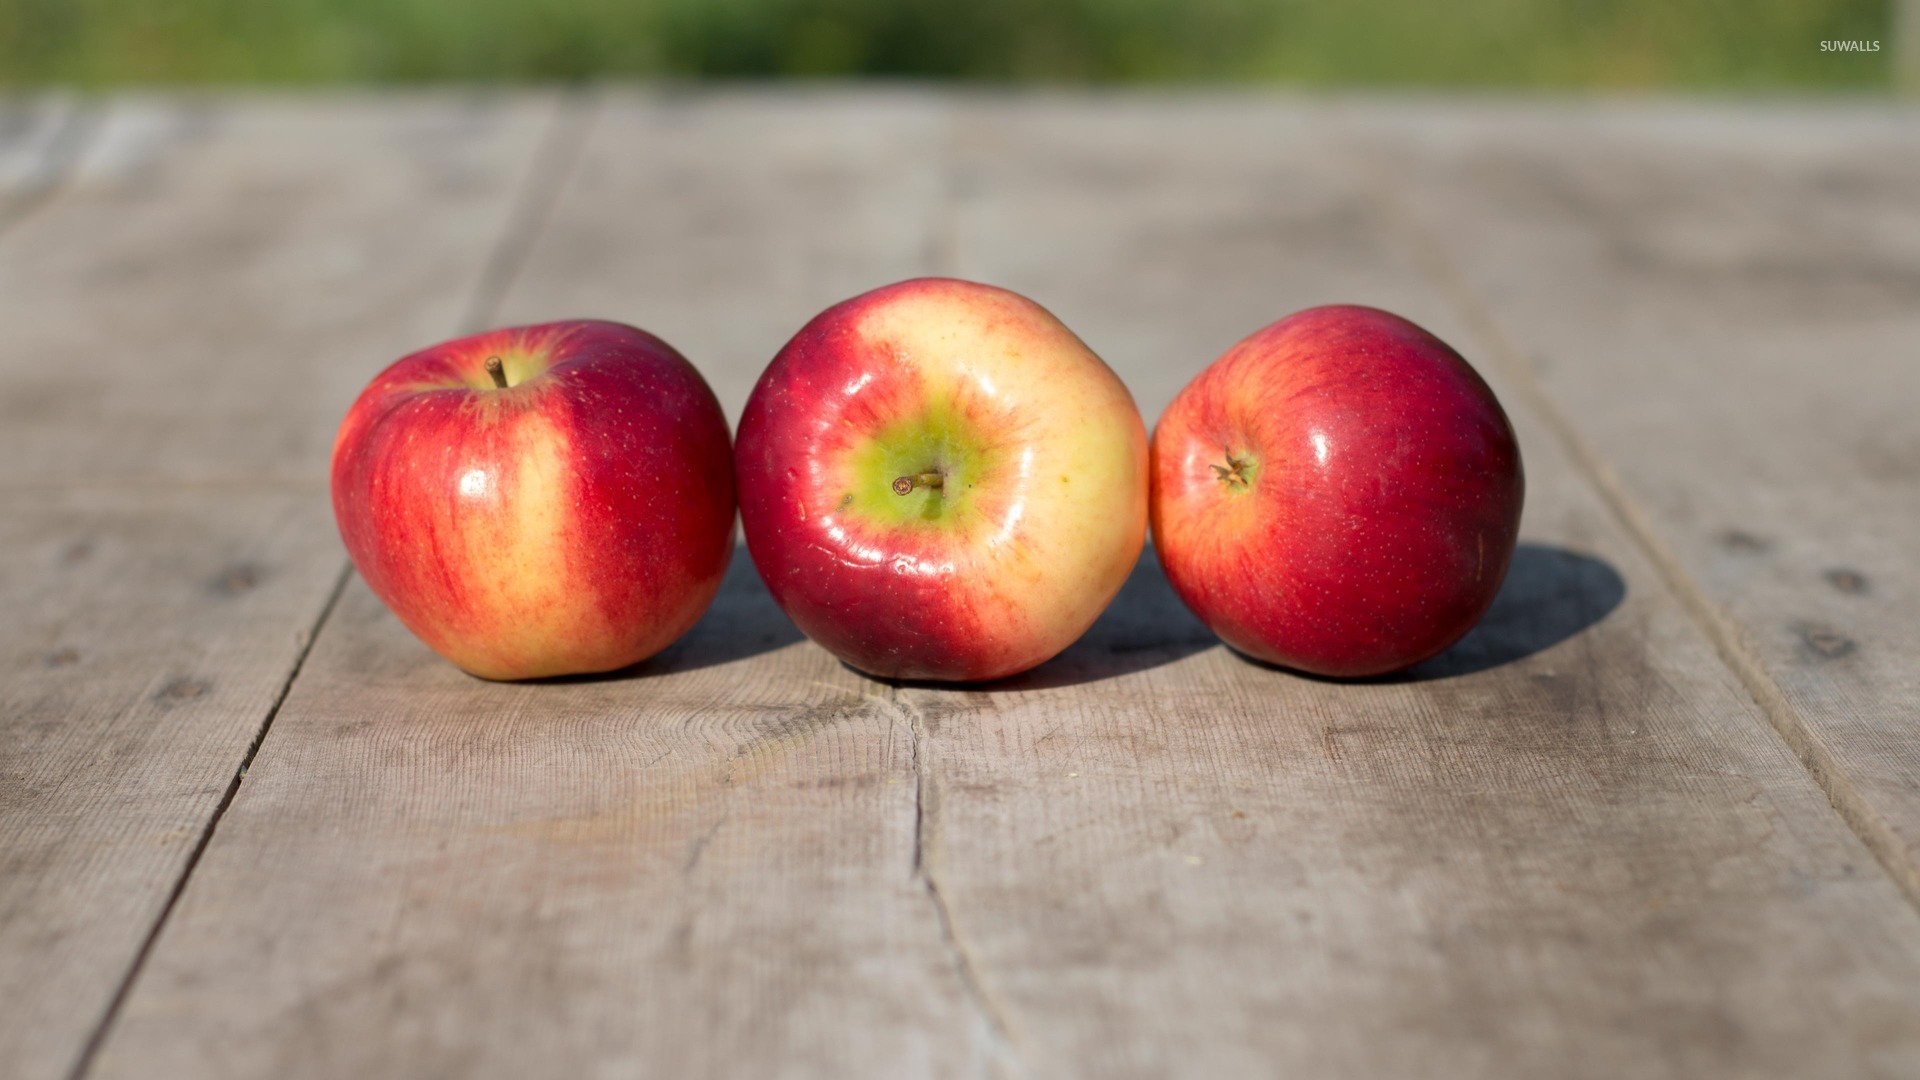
[3,89,1918,1079]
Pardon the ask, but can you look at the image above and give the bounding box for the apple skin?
[330,320,734,680]
[736,278,1148,682]
[1151,305,1523,678]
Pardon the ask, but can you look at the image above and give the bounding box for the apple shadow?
[972,551,1219,692]
[1240,542,1627,684]
[1401,543,1626,680]
[530,546,806,683]
[558,541,1620,688]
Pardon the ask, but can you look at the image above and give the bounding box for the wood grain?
[0,96,556,1080]
[1349,102,1920,908]
[490,87,950,420]
[0,494,344,1080]
[899,97,1920,1078]
[0,94,561,488]
[66,94,1920,1079]
[95,564,991,1080]
[90,93,993,1080]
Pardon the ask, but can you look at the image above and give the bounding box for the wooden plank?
[90,92,992,1079]
[93,569,991,1080]
[86,94,1920,1078]
[0,95,92,218]
[1348,102,1920,908]
[0,494,344,1080]
[0,96,558,1080]
[895,97,1920,1077]
[0,94,566,487]
[489,87,948,420]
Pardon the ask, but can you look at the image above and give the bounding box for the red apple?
[330,320,734,680]
[1152,305,1523,677]
[736,278,1148,682]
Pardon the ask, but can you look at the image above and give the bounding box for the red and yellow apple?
[1152,305,1524,677]
[330,320,734,680]
[736,278,1147,682]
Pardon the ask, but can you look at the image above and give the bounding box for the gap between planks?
[61,562,351,1080]
[895,685,1024,1078]
[457,90,602,341]
[59,94,1908,1076]
[61,91,602,1080]
[898,106,1025,1076]
[1341,128,1920,923]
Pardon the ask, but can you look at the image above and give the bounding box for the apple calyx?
[484,356,510,390]
[891,471,946,496]
[1211,451,1256,490]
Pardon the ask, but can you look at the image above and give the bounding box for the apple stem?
[1212,454,1254,488]
[891,472,945,496]
[485,356,509,389]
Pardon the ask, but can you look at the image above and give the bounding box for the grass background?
[0,0,1899,90]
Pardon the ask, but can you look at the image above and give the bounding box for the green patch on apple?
[842,395,1002,529]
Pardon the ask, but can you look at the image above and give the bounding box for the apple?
[1151,305,1524,677]
[735,278,1148,682]
[330,320,734,680]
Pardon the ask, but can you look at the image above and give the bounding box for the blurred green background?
[0,0,1899,90]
